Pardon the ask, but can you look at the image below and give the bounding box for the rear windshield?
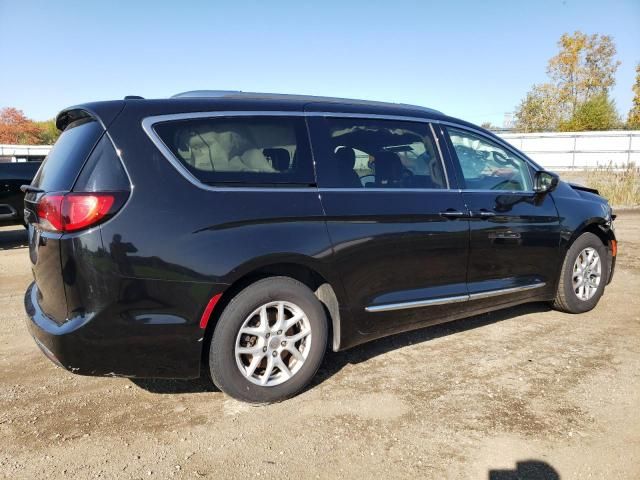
[153,116,314,186]
[32,117,103,192]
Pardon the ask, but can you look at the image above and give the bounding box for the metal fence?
[3,131,640,171]
[496,130,640,170]
[0,144,52,162]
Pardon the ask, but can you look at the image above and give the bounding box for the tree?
[515,83,563,132]
[548,31,620,114]
[480,121,495,130]
[515,31,621,132]
[558,94,620,131]
[0,107,43,144]
[34,119,61,144]
[627,63,640,129]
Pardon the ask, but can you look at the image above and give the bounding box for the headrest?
[335,147,356,169]
[375,151,403,183]
[263,148,291,172]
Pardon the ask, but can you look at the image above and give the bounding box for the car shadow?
[131,301,551,395]
[0,227,28,250]
[131,374,220,394]
[489,459,560,479]
[311,302,551,388]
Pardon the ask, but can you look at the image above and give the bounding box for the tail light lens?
[37,192,127,233]
[36,194,65,232]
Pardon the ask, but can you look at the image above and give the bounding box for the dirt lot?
[1,213,639,480]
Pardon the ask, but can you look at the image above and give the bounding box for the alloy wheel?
[234,301,312,387]
[572,247,602,301]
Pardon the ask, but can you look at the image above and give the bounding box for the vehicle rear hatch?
[24,112,106,323]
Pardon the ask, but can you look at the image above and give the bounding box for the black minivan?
[24,91,616,403]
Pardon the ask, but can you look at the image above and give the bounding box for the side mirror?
[533,170,559,194]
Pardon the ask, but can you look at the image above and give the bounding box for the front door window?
[447,127,532,191]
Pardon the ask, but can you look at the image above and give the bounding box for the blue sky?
[0,0,638,126]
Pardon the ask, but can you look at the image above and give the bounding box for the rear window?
[32,118,103,192]
[309,117,447,189]
[153,116,314,186]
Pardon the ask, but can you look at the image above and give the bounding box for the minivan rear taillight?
[37,192,127,233]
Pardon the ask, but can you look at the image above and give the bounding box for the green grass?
[559,164,640,208]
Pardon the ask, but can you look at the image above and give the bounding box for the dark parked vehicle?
[24,92,617,403]
[0,161,41,227]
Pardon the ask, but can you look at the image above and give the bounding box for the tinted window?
[312,117,447,189]
[74,135,130,192]
[447,127,532,191]
[154,117,314,186]
[32,118,103,192]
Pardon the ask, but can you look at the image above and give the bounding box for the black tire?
[553,232,608,313]
[209,276,328,403]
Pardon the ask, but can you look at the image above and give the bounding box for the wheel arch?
[562,217,616,287]
[568,217,615,249]
[202,257,346,369]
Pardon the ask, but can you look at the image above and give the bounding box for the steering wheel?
[456,145,485,177]
[492,150,514,166]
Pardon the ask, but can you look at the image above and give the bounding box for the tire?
[209,276,328,403]
[553,232,608,313]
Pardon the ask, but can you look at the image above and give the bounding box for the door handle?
[439,209,468,219]
[491,231,521,239]
[473,210,496,219]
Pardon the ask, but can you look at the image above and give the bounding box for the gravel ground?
[1,212,639,479]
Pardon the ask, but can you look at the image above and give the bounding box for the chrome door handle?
[474,210,496,218]
[439,210,467,219]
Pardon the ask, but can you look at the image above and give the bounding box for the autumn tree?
[627,63,640,129]
[515,31,621,132]
[0,107,43,144]
[548,32,620,114]
[515,83,563,132]
[559,94,620,131]
[34,119,61,144]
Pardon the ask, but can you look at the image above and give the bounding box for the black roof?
[171,90,444,116]
[57,90,481,133]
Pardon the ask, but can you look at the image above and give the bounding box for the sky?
[0,0,638,126]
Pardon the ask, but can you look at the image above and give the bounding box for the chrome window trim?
[318,188,459,193]
[142,112,317,193]
[365,282,545,313]
[305,111,438,123]
[462,189,536,194]
[141,110,449,193]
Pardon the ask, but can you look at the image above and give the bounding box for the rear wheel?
[209,277,328,403]
[553,232,608,313]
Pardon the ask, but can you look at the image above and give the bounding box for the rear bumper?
[24,281,209,379]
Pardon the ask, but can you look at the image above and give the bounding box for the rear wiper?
[20,185,44,193]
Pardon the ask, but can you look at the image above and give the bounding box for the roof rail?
[169,90,443,115]
[124,95,145,100]
[171,90,242,99]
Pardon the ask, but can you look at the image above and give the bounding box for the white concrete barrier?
[497,131,640,170]
[3,131,640,171]
[0,144,52,162]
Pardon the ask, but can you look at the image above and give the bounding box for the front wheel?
[553,232,608,313]
[209,277,328,403]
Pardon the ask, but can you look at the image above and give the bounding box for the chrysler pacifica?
[23,91,616,403]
